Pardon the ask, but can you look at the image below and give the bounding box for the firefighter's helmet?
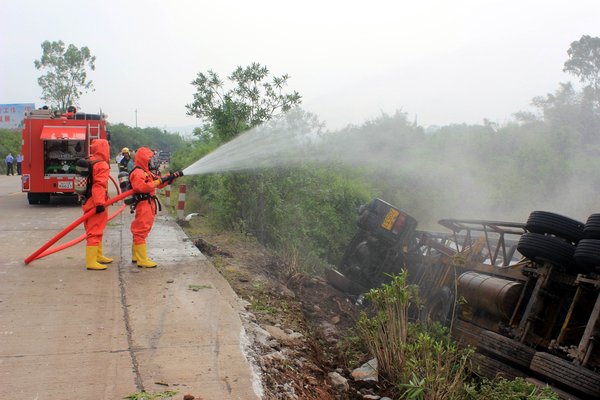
[121,147,130,154]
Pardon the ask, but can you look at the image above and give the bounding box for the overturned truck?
[327,198,600,399]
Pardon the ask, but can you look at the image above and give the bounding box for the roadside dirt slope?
[182,216,368,399]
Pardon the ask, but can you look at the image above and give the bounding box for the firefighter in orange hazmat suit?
[129,147,182,267]
[83,138,113,270]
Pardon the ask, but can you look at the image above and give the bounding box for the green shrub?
[356,271,419,385]
[464,377,560,400]
[183,160,372,274]
[354,272,562,400]
[399,324,473,400]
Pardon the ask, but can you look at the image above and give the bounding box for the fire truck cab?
[21,108,109,204]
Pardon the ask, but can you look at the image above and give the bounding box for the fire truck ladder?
[87,123,101,155]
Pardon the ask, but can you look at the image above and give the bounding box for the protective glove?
[167,170,176,183]
[169,170,184,182]
[160,170,184,184]
[95,205,105,214]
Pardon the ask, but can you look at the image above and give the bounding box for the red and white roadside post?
[165,184,171,207]
[177,184,186,221]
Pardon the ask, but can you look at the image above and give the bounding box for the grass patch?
[211,255,229,270]
[188,284,211,291]
[249,295,277,314]
[123,390,178,400]
[465,377,559,400]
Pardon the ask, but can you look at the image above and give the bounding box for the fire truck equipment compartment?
[40,126,87,140]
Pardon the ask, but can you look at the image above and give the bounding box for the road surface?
[0,172,262,399]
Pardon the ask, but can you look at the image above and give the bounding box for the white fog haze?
[183,108,600,228]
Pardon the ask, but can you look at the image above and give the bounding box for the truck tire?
[583,213,600,239]
[39,193,50,204]
[517,233,576,270]
[325,269,365,295]
[420,287,453,326]
[574,239,600,273]
[338,232,366,275]
[27,192,50,205]
[27,193,39,204]
[477,330,536,369]
[470,353,526,380]
[529,352,600,398]
[525,211,584,243]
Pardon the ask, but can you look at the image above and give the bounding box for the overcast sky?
[2,0,599,131]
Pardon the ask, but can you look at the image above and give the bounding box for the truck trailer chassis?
[328,198,600,399]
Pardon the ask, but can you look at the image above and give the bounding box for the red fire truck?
[21,108,109,204]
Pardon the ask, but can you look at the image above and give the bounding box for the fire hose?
[24,175,134,265]
[34,175,127,260]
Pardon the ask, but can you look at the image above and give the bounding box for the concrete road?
[0,173,262,399]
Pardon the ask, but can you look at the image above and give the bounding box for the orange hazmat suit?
[83,139,110,246]
[129,147,172,268]
[130,147,165,245]
[82,138,112,270]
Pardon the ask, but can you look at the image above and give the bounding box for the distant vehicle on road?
[157,151,170,164]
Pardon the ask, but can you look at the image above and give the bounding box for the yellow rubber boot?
[131,245,138,264]
[86,246,107,270]
[97,243,113,264]
[134,243,157,268]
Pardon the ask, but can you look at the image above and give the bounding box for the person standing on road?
[127,150,135,173]
[118,147,131,172]
[5,153,14,176]
[129,147,182,268]
[16,154,23,175]
[82,139,113,270]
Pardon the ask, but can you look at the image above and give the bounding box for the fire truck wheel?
[27,193,39,204]
[517,233,576,271]
[39,194,50,204]
[583,213,600,239]
[27,192,50,205]
[525,211,584,244]
[529,352,600,398]
[470,353,527,380]
[574,239,600,273]
[477,330,536,369]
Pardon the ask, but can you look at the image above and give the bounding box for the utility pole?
[135,109,138,128]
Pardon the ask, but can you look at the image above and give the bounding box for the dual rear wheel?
[518,211,600,273]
